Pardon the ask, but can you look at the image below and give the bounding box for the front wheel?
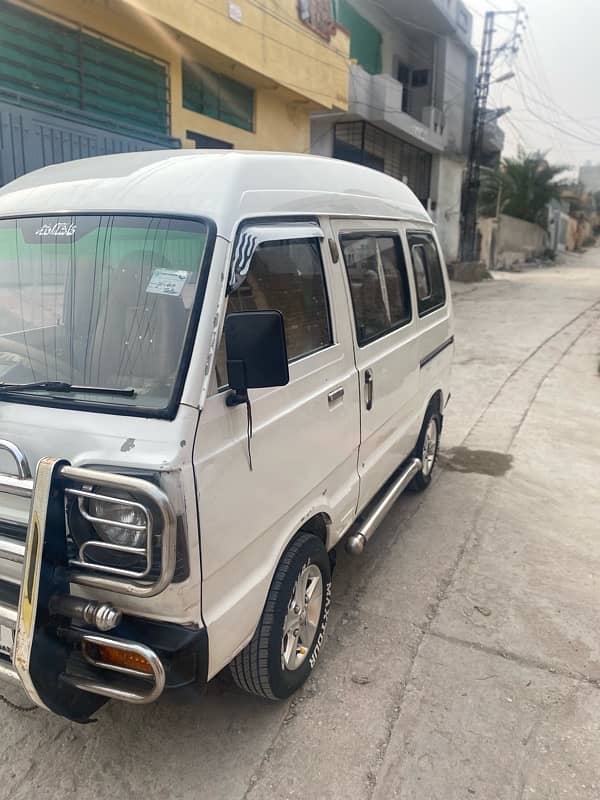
[409,408,441,492]
[229,533,332,700]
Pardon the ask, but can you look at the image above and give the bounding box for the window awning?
[229,222,324,291]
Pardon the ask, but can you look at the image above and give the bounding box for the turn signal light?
[88,644,154,675]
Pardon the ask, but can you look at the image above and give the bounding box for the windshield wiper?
[0,381,136,397]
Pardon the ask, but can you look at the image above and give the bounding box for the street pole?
[460,11,494,263]
[460,8,523,263]
[495,179,503,219]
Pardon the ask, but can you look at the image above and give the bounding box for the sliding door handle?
[328,386,345,404]
[364,369,374,410]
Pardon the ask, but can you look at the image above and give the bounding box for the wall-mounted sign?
[228,2,242,24]
[297,0,335,40]
[410,125,428,142]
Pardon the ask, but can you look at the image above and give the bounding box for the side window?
[407,232,446,315]
[339,233,411,346]
[411,245,431,300]
[215,238,332,387]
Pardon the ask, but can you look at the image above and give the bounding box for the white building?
[579,163,600,193]
[310,0,480,262]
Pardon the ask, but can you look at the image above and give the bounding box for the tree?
[479,150,569,225]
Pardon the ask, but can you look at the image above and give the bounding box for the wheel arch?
[426,389,444,415]
[426,388,444,417]
[207,506,333,679]
[414,388,445,449]
[297,512,331,547]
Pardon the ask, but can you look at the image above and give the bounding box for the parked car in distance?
[0,151,453,720]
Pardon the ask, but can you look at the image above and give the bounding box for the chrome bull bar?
[0,456,176,717]
[65,632,166,704]
[0,438,32,481]
[13,457,61,709]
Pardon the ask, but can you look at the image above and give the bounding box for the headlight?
[87,491,147,549]
[68,487,150,570]
[65,471,188,584]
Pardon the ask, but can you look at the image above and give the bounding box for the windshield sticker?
[146,268,190,296]
[35,222,77,237]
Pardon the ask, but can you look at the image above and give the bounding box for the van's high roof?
[0,150,431,237]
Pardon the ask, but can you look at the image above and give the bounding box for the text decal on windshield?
[35,223,77,237]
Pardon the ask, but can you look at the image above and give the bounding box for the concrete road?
[2,253,599,800]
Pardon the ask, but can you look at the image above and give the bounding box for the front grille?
[0,526,25,665]
[0,519,27,542]
[0,452,31,651]
[0,579,19,658]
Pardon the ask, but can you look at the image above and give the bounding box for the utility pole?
[460,8,523,263]
[460,11,494,262]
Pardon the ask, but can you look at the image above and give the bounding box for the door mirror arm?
[226,389,248,407]
[225,358,249,406]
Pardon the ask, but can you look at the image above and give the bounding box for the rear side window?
[339,233,411,346]
[407,232,446,315]
[215,238,332,386]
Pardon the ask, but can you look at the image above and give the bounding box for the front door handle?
[364,369,374,410]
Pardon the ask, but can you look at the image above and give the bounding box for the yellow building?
[0,0,350,182]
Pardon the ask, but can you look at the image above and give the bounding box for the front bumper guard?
[0,457,175,720]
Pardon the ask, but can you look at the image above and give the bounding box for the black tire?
[229,533,332,700]
[409,406,441,492]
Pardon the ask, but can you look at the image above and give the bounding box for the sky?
[466,0,600,177]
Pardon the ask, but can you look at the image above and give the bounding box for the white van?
[0,151,453,720]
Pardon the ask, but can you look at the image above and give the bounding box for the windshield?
[0,215,209,413]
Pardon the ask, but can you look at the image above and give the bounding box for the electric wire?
[513,23,598,162]
[518,44,600,140]
[513,71,600,148]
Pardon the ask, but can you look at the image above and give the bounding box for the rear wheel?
[229,533,332,699]
[409,407,441,491]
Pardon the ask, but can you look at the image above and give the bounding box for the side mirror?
[224,311,289,404]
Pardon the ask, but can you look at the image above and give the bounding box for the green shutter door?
[0,0,168,135]
[80,34,168,133]
[0,1,81,110]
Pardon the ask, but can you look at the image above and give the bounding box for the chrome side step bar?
[346,458,422,556]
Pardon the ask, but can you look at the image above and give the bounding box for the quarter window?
[407,233,446,315]
[339,233,412,346]
[215,238,332,387]
[411,244,431,300]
